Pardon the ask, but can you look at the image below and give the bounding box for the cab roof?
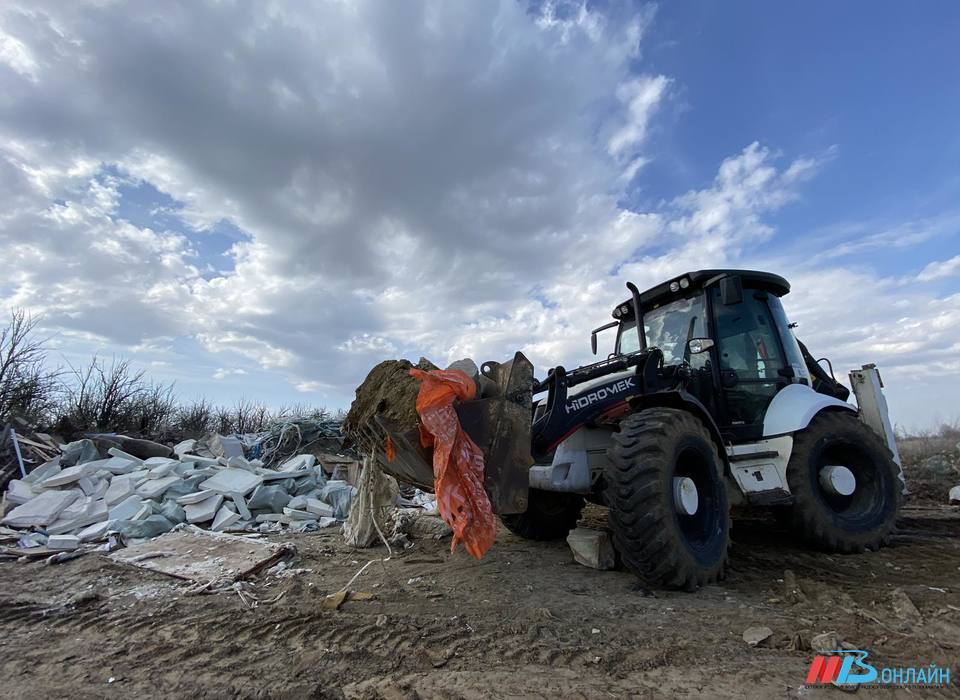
[613,269,790,319]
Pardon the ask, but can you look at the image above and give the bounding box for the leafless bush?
[57,355,176,436]
[0,310,60,424]
[174,398,215,438]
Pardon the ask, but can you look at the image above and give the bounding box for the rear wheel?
[785,411,901,552]
[499,489,584,541]
[607,408,730,590]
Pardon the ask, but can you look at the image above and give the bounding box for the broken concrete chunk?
[566,528,616,570]
[287,495,308,511]
[6,479,36,505]
[131,504,152,521]
[176,489,215,505]
[77,476,95,495]
[47,534,81,551]
[113,515,175,539]
[2,489,81,528]
[136,475,181,500]
[159,499,186,524]
[126,469,151,485]
[200,468,262,496]
[105,476,135,506]
[280,454,316,472]
[255,513,285,523]
[212,504,241,531]
[305,498,334,518]
[185,493,224,523]
[180,454,220,467]
[226,456,256,471]
[147,460,178,478]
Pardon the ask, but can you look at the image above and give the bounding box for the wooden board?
[108,527,294,583]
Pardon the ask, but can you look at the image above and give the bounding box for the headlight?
[619,305,629,315]
[679,278,689,289]
[669,281,680,292]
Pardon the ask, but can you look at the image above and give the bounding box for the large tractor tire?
[607,408,730,590]
[785,411,902,552]
[500,489,584,541]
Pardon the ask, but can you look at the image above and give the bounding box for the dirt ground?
[1,504,958,699]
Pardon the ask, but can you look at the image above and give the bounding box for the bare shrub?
[0,310,60,424]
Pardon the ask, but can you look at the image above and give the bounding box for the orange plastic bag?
[409,368,496,560]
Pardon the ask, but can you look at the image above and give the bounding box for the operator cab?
[610,270,811,441]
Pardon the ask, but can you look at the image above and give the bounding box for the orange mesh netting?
[409,367,496,559]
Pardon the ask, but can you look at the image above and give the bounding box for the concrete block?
[105,476,135,506]
[2,489,81,528]
[88,477,110,501]
[159,499,186,524]
[77,476,95,495]
[136,475,181,500]
[210,434,245,459]
[211,504,241,531]
[200,468,262,496]
[60,439,99,467]
[7,479,36,505]
[22,457,62,485]
[305,498,334,518]
[231,494,251,520]
[227,456,256,471]
[176,489,215,505]
[147,460,178,477]
[47,534,81,551]
[566,527,615,570]
[109,495,145,521]
[185,493,224,523]
[280,454,316,472]
[131,504,152,521]
[180,453,220,467]
[127,469,151,484]
[260,468,310,481]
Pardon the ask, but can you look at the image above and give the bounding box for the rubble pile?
[0,436,360,552]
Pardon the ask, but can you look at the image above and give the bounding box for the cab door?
[709,286,791,439]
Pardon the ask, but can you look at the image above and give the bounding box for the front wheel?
[606,408,730,590]
[785,411,902,552]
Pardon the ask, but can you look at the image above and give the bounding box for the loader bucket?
[368,352,535,515]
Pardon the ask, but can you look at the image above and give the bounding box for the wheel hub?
[819,465,856,497]
[672,476,699,516]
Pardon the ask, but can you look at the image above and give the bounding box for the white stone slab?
[107,447,144,465]
[287,495,307,510]
[40,464,90,488]
[185,493,224,523]
[211,504,241,531]
[173,439,196,456]
[282,507,317,521]
[47,534,80,551]
[255,513,285,523]
[77,519,115,542]
[180,453,220,467]
[2,489,81,528]
[48,499,109,535]
[148,461,177,478]
[305,498,334,518]
[105,476,135,506]
[131,504,152,521]
[109,495,145,521]
[231,494,251,520]
[23,458,62,485]
[6,479,36,505]
[175,489,214,505]
[280,455,316,471]
[127,469,151,484]
[200,468,262,496]
[100,456,138,474]
[136,475,181,500]
[259,468,310,481]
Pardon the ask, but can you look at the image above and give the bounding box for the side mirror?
[687,338,715,354]
[720,276,743,305]
[590,321,618,356]
[591,332,597,355]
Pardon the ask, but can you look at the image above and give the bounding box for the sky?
[1,1,959,431]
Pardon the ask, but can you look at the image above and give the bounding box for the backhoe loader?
[355,269,904,590]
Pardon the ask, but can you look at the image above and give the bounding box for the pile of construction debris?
[0,434,360,553]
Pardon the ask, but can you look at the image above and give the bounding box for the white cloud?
[212,367,247,380]
[918,254,960,282]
